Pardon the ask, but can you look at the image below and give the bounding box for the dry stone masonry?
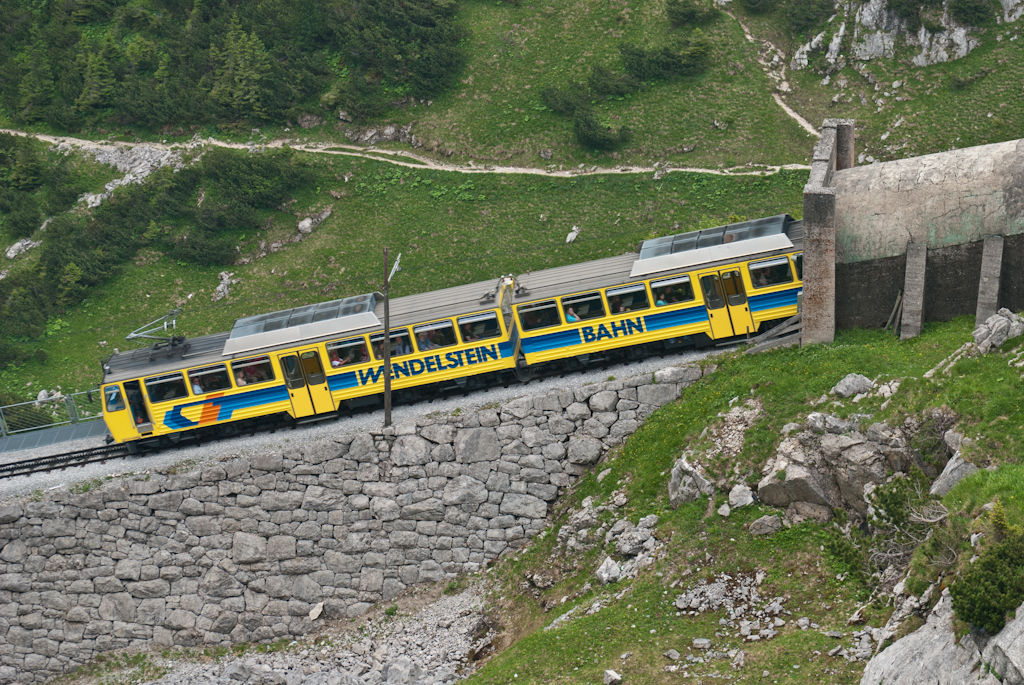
[0,364,713,683]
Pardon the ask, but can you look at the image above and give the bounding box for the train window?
[145,373,188,404]
[231,356,275,386]
[327,337,370,368]
[518,300,561,331]
[561,292,605,323]
[606,284,650,314]
[414,321,457,352]
[791,253,803,280]
[652,276,695,307]
[104,385,125,412]
[458,312,501,342]
[371,329,413,359]
[188,364,231,395]
[300,351,327,385]
[700,275,726,310]
[721,271,747,306]
[749,257,793,289]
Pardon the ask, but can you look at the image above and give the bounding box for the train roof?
[102,217,801,384]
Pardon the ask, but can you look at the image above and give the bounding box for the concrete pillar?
[901,243,928,340]
[802,187,836,345]
[976,235,1004,325]
[834,119,855,170]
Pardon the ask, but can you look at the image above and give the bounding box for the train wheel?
[514,363,534,383]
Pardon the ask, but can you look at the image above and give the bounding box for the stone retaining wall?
[0,364,713,683]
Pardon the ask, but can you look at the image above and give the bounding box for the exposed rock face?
[860,590,1024,685]
[929,452,979,497]
[758,415,917,516]
[0,364,713,683]
[668,457,715,507]
[5,238,41,260]
[344,124,417,147]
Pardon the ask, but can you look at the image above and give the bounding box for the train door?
[698,273,735,339]
[719,269,756,336]
[279,354,316,418]
[698,270,756,338]
[279,350,335,418]
[123,380,153,434]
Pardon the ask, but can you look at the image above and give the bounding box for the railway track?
[0,443,131,480]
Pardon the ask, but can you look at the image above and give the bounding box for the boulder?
[604,670,623,685]
[982,598,1024,685]
[831,373,875,398]
[595,557,621,585]
[668,457,715,507]
[786,501,833,523]
[616,528,652,556]
[729,484,754,508]
[748,515,782,537]
[929,453,979,497]
[384,657,423,684]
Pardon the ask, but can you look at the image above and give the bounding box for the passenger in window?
[191,377,203,394]
[329,350,344,368]
[753,268,769,287]
[656,292,667,306]
[418,332,440,351]
[235,372,247,386]
[461,324,479,342]
[565,307,579,323]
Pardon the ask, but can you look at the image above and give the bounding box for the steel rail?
[0,444,131,479]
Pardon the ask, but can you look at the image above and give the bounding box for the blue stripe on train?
[521,329,584,354]
[498,341,514,358]
[163,384,291,429]
[327,372,360,392]
[749,288,802,312]
[643,305,709,332]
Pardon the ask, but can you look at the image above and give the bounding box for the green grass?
[469,318,1024,685]
[0,151,807,396]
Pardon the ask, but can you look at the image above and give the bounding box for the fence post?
[67,396,80,424]
[0,407,7,438]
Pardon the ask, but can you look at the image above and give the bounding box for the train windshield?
[104,386,125,412]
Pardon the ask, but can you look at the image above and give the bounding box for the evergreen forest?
[0,0,468,130]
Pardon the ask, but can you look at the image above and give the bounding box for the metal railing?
[0,391,104,438]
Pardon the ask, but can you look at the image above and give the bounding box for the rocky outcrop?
[668,457,715,507]
[789,0,1010,72]
[758,413,923,516]
[973,308,1024,354]
[0,364,712,683]
[344,124,418,148]
[61,143,188,209]
[860,590,1024,685]
[5,238,41,260]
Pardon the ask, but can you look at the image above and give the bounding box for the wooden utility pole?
[383,248,392,427]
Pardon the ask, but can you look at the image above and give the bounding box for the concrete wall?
[835,234,1024,329]
[0,365,713,684]
[833,138,1024,264]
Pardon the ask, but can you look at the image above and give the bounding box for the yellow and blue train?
[101,214,803,449]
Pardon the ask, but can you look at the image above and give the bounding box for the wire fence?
[0,391,104,438]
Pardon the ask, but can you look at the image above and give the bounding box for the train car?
[512,214,803,367]
[100,214,802,449]
[100,276,521,450]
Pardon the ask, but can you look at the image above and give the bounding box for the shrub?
[1,191,42,239]
[785,0,834,37]
[620,31,712,81]
[540,84,590,114]
[737,0,777,14]
[949,0,994,25]
[588,65,639,98]
[573,108,631,150]
[666,0,718,26]
[950,532,1024,634]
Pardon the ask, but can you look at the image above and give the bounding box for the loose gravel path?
[0,347,726,504]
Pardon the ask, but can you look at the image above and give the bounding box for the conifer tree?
[16,30,55,122]
[209,14,271,119]
[76,38,118,109]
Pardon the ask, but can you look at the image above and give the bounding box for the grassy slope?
[0,152,807,396]
[470,317,1024,685]
[734,6,1024,161]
